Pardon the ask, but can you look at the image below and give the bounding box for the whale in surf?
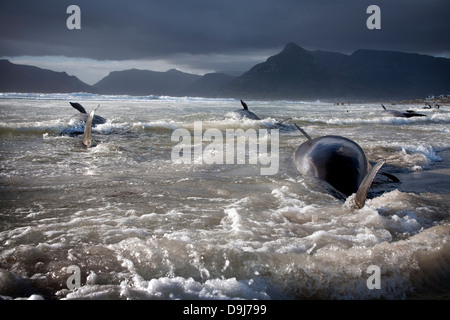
[381,104,426,118]
[69,102,107,127]
[293,123,388,209]
[231,100,292,127]
[232,100,261,120]
[60,102,107,136]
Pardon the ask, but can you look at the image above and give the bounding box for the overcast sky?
[1,0,449,84]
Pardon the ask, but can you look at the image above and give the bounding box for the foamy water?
[0,93,449,300]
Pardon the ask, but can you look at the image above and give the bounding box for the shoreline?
[391,95,450,106]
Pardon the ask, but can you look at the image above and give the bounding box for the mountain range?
[0,59,93,94]
[220,43,450,100]
[1,42,449,101]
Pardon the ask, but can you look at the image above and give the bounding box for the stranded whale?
[60,102,107,136]
[381,104,426,118]
[293,123,386,209]
[231,100,292,126]
[69,102,107,126]
[232,100,261,120]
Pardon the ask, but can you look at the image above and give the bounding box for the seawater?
[0,93,449,300]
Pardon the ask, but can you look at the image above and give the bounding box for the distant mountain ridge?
[335,49,450,99]
[1,43,450,101]
[179,73,236,97]
[0,59,94,94]
[220,43,361,100]
[220,43,450,100]
[93,68,202,96]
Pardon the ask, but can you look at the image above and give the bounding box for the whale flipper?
[354,160,385,209]
[70,102,87,114]
[82,105,100,148]
[240,100,249,110]
[276,117,293,126]
[380,171,400,183]
[294,122,312,141]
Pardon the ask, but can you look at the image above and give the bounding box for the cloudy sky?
[1,0,449,84]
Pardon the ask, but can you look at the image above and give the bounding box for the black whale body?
[232,100,261,120]
[60,102,107,136]
[69,102,107,126]
[381,104,426,118]
[294,135,368,197]
[293,124,387,209]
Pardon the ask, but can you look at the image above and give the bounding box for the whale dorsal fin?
[70,102,87,114]
[240,100,249,110]
[294,122,312,141]
[354,160,385,209]
[82,105,100,148]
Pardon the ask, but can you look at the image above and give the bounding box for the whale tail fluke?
[82,105,100,148]
[354,160,385,209]
[70,102,87,114]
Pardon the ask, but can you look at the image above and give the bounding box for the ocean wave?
[0,92,238,103]
[298,114,450,126]
[63,276,272,300]
[0,92,161,101]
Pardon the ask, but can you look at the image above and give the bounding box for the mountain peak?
[167,68,182,74]
[266,42,315,66]
[281,42,309,55]
[283,42,301,50]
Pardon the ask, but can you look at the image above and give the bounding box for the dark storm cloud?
[1,0,450,64]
